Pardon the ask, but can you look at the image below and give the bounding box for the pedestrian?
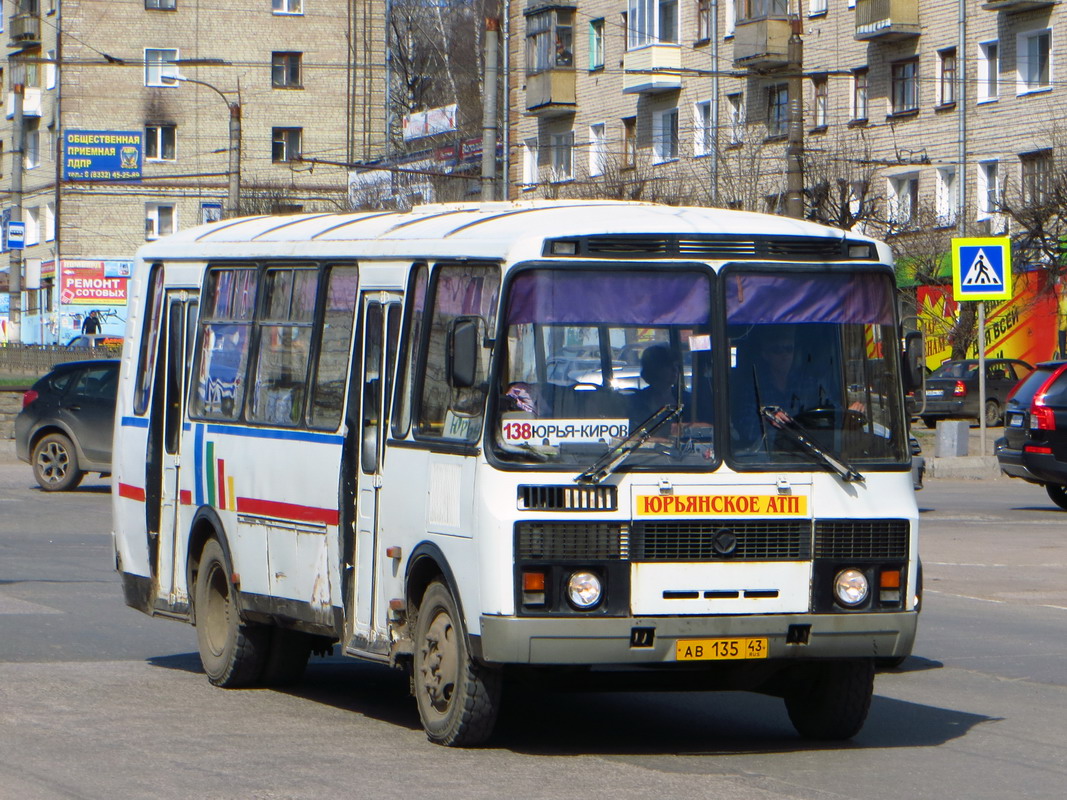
[82,309,102,346]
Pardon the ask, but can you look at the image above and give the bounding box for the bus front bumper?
[477,611,918,665]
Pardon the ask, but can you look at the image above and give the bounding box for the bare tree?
[802,129,884,230]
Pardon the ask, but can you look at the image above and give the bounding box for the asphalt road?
[1,449,1065,800]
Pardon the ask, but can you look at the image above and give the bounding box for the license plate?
[675,637,768,661]
[1008,413,1024,428]
[925,389,942,398]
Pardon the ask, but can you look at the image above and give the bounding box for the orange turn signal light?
[522,572,546,592]
[880,570,901,589]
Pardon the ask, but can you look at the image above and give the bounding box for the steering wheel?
[794,406,867,430]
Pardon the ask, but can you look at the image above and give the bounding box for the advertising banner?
[63,130,143,182]
[60,260,129,306]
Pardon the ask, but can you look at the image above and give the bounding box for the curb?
[927,455,1001,480]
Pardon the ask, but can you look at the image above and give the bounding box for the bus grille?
[518,484,617,511]
[632,520,812,561]
[515,522,629,560]
[813,519,909,559]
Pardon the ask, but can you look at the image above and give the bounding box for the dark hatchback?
[995,360,1067,509]
[14,359,119,491]
[919,358,1032,428]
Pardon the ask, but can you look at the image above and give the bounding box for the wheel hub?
[419,609,458,713]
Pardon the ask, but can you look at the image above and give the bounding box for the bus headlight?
[833,568,869,607]
[566,571,602,609]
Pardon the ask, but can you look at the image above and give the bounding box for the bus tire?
[32,433,84,492]
[784,660,874,741]
[413,580,501,746]
[194,538,268,688]
[260,628,312,687]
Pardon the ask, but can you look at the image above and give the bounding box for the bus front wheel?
[194,538,268,687]
[783,660,874,740]
[412,580,501,746]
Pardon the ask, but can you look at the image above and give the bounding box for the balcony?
[733,17,792,70]
[982,0,1057,10]
[623,45,682,94]
[6,87,43,119]
[854,0,919,41]
[9,12,42,47]
[525,69,576,117]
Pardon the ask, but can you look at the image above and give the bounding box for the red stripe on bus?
[217,459,227,510]
[180,490,192,505]
[235,496,339,526]
[117,483,146,502]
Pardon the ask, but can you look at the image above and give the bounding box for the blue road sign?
[952,237,1012,301]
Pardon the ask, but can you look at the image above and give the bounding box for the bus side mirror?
[902,330,924,392]
[448,317,479,389]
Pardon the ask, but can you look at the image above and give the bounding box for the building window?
[697,0,712,41]
[271,127,302,162]
[527,9,573,74]
[628,0,678,49]
[271,52,302,88]
[978,41,999,103]
[891,59,918,114]
[935,167,958,226]
[589,19,605,70]
[808,0,827,16]
[45,201,55,242]
[694,100,713,156]
[1017,28,1051,95]
[201,202,223,224]
[45,48,56,90]
[146,0,177,8]
[146,203,176,239]
[812,76,827,129]
[550,131,574,182]
[144,48,179,87]
[589,123,606,177]
[727,92,745,144]
[145,124,176,160]
[272,0,302,13]
[522,137,538,186]
[939,48,957,107]
[622,116,637,169]
[653,107,679,162]
[888,174,918,226]
[739,0,787,20]
[977,161,1001,220]
[24,119,40,169]
[25,206,40,246]
[767,83,788,138]
[1021,149,1053,206]
[851,68,869,121]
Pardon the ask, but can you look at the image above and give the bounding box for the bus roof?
[137,201,889,265]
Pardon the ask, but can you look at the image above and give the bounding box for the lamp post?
[169,68,241,218]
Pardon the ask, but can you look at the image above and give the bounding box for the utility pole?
[481,17,500,201]
[785,16,804,219]
[7,72,25,343]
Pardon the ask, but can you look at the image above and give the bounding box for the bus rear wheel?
[784,660,874,740]
[194,539,268,688]
[412,580,501,746]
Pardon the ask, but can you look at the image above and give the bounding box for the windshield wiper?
[575,404,681,485]
[761,405,864,483]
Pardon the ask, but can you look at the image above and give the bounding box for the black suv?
[14,359,119,491]
[919,358,1032,428]
[995,360,1067,509]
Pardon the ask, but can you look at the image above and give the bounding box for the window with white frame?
[522,137,539,186]
[144,48,179,87]
[653,107,679,162]
[767,83,788,137]
[627,0,678,49]
[727,92,745,144]
[272,52,302,88]
[145,203,176,239]
[25,206,40,246]
[24,119,40,169]
[694,100,713,156]
[45,201,55,242]
[0,3,4,35]
[589,123,606,177]
[812,76,827,129]
[888,173,919,226]
[697,0,712,41]
[146,0,177,8]
[726,0,736,37]
[851,68,869,121]
[809,0,827,16]
[45,49,56,89]
[527,9,574,74]
[891,59,918,114]
[589,19,605,70]
[939,48,957,106]
[550,131,574,181]
[978,41,999,103]
[977,160,1001,220]
[1017,28,1051,94]
[272,0,302,14]
[271,127,302,162]
[935,167,958,226]
[145,123,176,160]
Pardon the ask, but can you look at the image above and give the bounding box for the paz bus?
[112,201,924,746]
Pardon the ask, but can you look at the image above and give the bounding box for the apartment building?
[509,0,1063,238]
[1,0,384,345]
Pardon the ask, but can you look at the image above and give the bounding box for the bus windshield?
[491,266,908,472]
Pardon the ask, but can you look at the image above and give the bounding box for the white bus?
[112,201,924,746]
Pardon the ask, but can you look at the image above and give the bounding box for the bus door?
[352,293,402,650]
[146,291,198,605]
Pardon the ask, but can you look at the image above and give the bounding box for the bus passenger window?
[309,265,358,430]
[191,268,258,421]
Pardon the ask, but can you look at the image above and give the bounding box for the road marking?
[926,589,1005,604]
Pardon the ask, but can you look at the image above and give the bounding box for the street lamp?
[167,62,241,218]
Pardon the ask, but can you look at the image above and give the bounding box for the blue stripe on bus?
[203,425,344,446]
[120,416,150,428]
[194,423,205,507]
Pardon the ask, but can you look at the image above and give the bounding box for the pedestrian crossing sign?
[952,237,1012,301]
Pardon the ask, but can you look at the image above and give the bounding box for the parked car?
[14,359,119,491]
[995,360,1067,510]
[919,358,1032,428]
[66,335,124,350]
